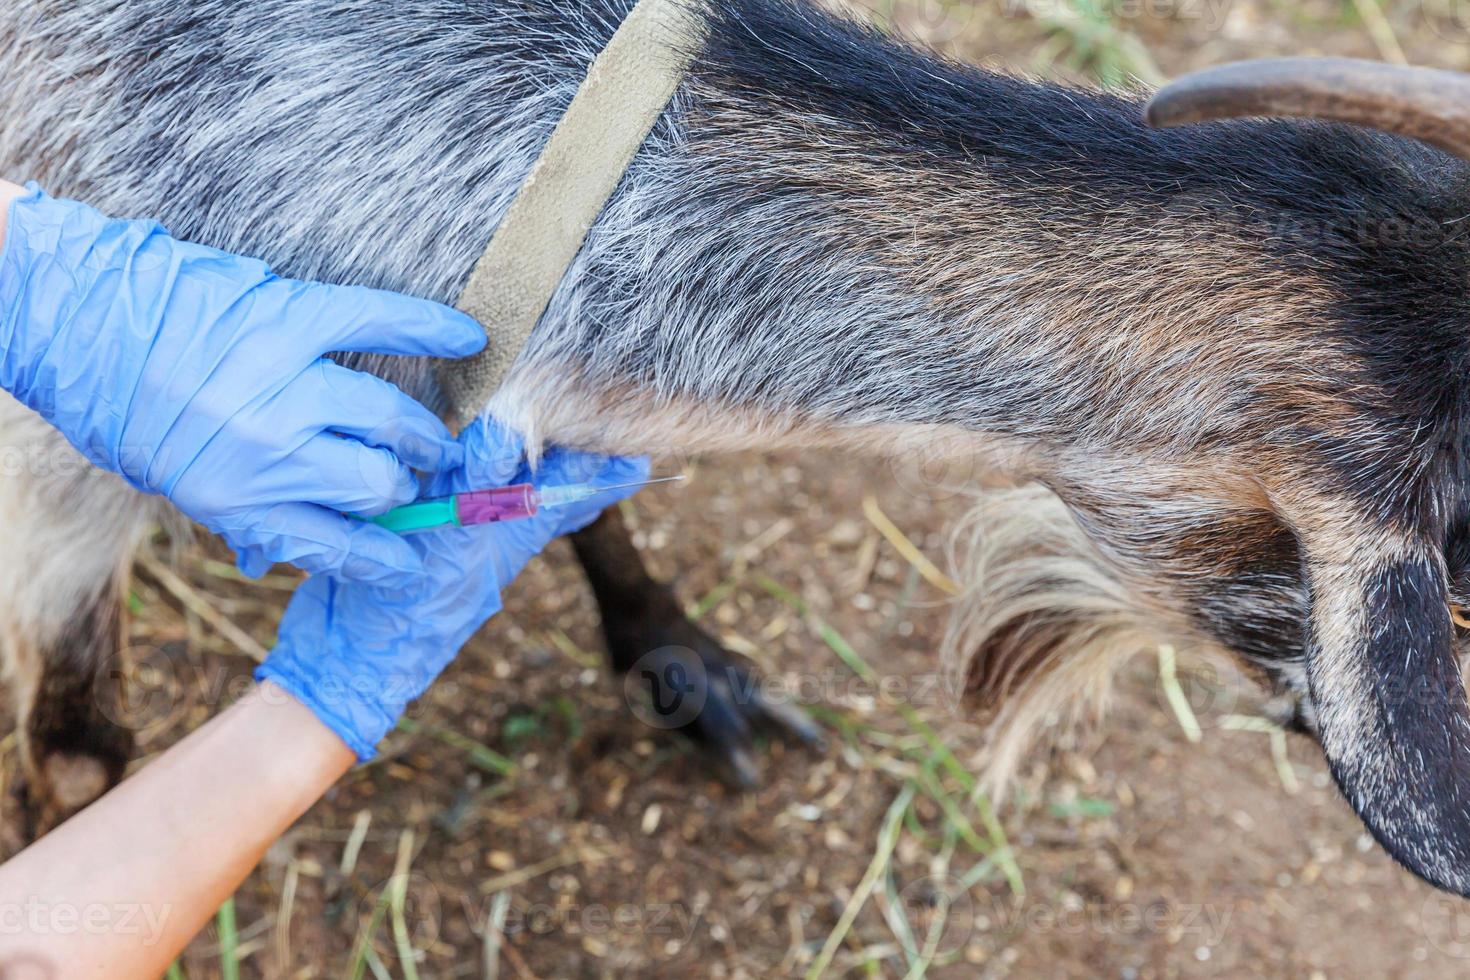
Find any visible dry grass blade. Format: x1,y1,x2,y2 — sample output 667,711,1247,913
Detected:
200,558,300,591
689,577,739,620
881,870,921,967
892,819,960,978
544,627,600,667
275,859,300,975
731,516,796,578
477,848,590,894
365,949,393,980
346,892,390,980
904,907,951,980
1221,715,1301,794
861,497,960,597
341,810,373,876
755,574,878,682
916,764,989,856
481,889,513,980
137,552,269,661
806,783,916,980
1156,645,1202,744
901,849,959,980
395,717,517,777
1352,0,1407,64
391,829,421,980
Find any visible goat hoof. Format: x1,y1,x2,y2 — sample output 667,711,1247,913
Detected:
619,620,825,788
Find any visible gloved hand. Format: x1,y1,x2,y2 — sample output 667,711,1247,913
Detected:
257,419,650,760
0,182,486,581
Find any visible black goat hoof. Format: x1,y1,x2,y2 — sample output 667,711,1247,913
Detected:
619,620,825,788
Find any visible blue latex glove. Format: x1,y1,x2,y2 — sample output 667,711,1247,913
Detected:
0,183,487,581
258,419,650,760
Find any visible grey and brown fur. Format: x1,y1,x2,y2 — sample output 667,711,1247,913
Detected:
4,0,1470,894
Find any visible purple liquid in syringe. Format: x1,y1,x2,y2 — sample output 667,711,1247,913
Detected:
456,484,538,525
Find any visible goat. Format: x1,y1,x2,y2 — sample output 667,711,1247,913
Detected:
5,0,1470,897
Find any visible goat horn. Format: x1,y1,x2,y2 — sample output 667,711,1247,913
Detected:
1145,57,1470,160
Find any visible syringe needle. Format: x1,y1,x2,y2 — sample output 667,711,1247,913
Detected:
593,475,686,494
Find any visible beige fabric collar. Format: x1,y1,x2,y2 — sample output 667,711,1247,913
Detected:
440,0,701,423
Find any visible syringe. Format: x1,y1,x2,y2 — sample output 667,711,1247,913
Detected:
366,476,684,534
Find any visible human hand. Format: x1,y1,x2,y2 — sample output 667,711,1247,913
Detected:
0,183,486,581
257,419,650,760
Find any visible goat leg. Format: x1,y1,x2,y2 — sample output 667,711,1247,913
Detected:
0,397,153,847
10,594,134,845
569,507,822,787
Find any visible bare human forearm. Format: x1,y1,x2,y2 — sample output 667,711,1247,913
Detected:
0,176,360,970
0,680,354,976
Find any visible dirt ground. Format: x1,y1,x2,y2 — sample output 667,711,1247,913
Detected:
35,1,1470,977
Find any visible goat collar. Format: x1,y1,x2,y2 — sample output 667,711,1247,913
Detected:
439,0,701,423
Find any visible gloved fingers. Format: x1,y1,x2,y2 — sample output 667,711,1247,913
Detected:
227,503,426,582
235,543,274,579
289,433,424,515
302,361,464,473
429,416,529,495
297,282,487,359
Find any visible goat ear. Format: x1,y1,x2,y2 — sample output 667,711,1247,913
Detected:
1145,57,1470,162
1304,527,1470,895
